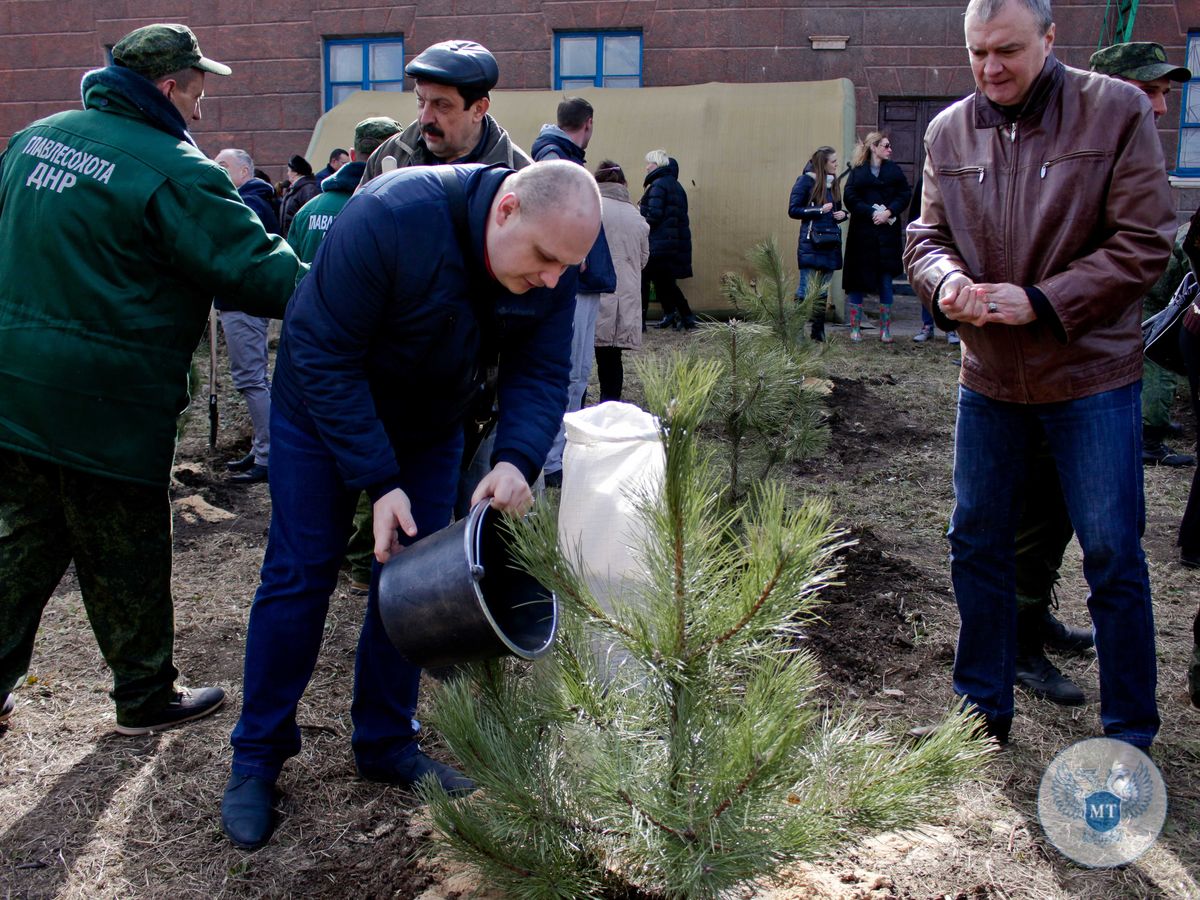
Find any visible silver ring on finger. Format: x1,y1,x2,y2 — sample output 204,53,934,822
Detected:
987,301,998,313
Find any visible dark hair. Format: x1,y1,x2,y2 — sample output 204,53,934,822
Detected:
557,97,594,131
457,84,490,109
594,159,625,185
287,155,313,177
254,168,272,184
806,146,842,206
328,148,348,163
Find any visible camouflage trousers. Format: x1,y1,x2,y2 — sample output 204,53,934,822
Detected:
0,448,178,724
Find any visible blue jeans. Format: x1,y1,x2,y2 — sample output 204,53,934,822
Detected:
230,406,463,779
544,293,600,476
948,383,1158,746
796,268,832,301
847,274,895,308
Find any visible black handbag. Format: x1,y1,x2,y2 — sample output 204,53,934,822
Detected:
1143,271,1196,376
806,220,842,249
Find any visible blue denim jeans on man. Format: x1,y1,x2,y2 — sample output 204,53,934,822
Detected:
230,405,462,779
948,382,1158,747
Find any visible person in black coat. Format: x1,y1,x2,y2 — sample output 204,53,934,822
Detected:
640,150,697,330
788,145,846,342
842,132,910,342
279,154,320,236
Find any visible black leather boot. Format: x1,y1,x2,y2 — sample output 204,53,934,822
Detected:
1015,607,1085,705
1042,607,1094,653
810,307,826,342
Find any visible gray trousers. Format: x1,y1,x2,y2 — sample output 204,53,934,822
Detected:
219,310,271,465
544,293,600,476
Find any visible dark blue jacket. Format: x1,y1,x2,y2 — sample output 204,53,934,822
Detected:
272,164,576,500
530,126,616,294
640,158,692,279
788,166,843,273
214,177,283,311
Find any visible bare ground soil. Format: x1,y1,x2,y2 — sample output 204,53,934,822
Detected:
2,300,1198,899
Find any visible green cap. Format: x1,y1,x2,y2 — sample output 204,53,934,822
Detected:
353,116,404,155
112,24,232,81
1089,42,1190,83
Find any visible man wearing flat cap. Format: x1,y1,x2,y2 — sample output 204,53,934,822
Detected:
361,40,532,181
0,24,302,736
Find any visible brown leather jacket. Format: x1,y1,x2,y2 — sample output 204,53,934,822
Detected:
905,57,1175,403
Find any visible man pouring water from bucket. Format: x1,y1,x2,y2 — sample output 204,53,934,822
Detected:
220,144,601,846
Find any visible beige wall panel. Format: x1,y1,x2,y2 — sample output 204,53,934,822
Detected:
308,81,856,313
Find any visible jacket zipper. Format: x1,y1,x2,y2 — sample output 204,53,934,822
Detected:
1039,150,1106,178
1002,120,1030,401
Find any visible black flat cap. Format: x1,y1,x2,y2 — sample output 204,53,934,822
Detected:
405,40,498,91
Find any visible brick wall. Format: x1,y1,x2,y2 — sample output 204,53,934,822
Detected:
0,0,1192,179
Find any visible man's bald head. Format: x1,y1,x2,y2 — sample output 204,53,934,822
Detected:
485,160,601,295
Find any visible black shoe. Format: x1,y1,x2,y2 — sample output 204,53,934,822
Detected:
0,693,13,726
1143,441,1195,467
229,463,268,484
1180,549,1200,570
225,452,256,473
222,774,280,850
114,686,226,735
542,470,563,489
1042,609,1094,653
908,713,1009,746
1015,653,1085,705
810,324,826,342
357,750,476,796
654,314,678,329
680,315,699,331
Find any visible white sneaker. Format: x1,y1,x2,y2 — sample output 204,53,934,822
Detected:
913,325,934,343
947,331,961,345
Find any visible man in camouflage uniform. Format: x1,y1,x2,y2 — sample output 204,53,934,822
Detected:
0,24,301,734
1010,40,1191,706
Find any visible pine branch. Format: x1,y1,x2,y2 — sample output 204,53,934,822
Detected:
691,555,785,658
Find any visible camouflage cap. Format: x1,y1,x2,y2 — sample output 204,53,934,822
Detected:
112,24,232,81
354,116,404,147
1089,42,1190,83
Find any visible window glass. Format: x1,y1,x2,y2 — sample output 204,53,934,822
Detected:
1179,128,1200,170
329,44,363,83
603,35,640,76
370,42,405,82
559,36,597,77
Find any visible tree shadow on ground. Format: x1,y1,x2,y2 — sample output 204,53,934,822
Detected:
0,732,161,895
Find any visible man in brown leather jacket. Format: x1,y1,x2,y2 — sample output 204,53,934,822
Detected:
904,0,1175,748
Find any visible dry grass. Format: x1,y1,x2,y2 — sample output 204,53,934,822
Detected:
1,300,1198,898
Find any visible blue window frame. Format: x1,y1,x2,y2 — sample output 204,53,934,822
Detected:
324,37,405,110
1177,32,1200,174
554,31,642,90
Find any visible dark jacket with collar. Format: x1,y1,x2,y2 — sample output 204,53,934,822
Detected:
905,56,1175,404
285,161,365,264
530,125,616,293
842,159,909,292
360,114,532,183
788,163,844,273
0,65,300,485
279,174,319,235
640,158,692,279
271,164,576,500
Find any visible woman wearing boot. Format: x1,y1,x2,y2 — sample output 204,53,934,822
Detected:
842,132,910,343
788,145,846,342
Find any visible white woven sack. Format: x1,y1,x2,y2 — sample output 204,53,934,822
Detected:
557,401,663,595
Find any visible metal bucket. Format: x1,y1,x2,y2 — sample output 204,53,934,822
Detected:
378,500,557,668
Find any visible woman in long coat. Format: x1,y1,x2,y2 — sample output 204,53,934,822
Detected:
842,132,911,342
593,161,650,401
639,150,696,330
788,145,846,342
